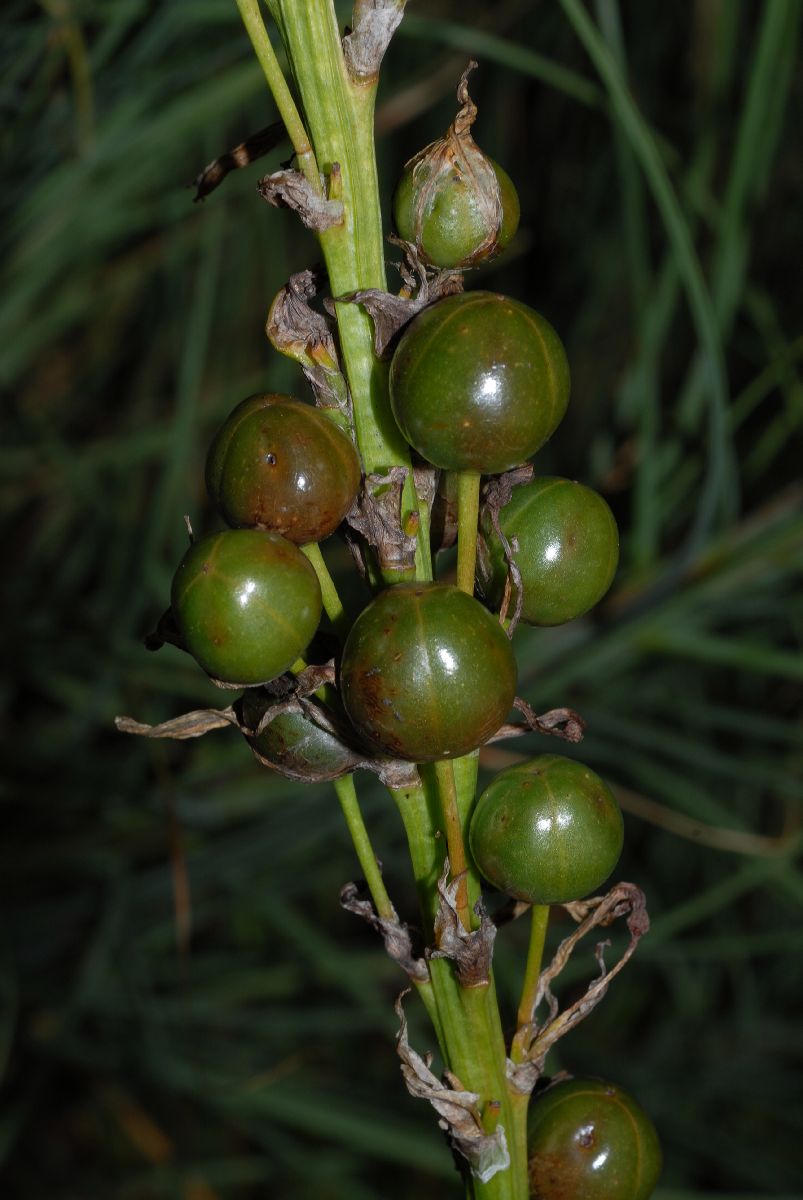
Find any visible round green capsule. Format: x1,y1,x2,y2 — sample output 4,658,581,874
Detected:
340,582,517,763
483,477,619,626
171,530,322,685
389,292,569,474
528,1078,662,1200
469,755,623,904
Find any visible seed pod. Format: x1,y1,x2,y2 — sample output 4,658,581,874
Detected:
241,690,362,783
389,291,569,474
480,476,619,626
340,582,517,762
528,1078,662,1199
205,394,361,544
469,755,623,905
392,62,520,269
170,530,322,686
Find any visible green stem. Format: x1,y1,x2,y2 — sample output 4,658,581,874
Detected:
456,470,481,595
333,774,394,919
233,0,320,187
334,773,440,1031
515,905,550,1038
240,4,525,1192
433,759,471,929
393,779,529,1199
270,0,432,583
508,905,550,1164
301,541,350,639
391,780,445,931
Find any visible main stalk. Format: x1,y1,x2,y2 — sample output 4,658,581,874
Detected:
235,2,529,1194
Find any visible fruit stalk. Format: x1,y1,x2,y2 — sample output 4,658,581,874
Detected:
300,541,351,639
456,470,481,595
514,903,550,1037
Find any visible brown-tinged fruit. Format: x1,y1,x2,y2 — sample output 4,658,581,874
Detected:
206,394,361,543
528,1078,661,1199
339,582,517,762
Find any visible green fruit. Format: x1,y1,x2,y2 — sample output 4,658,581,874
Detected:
205,394,361,543
241,690,358,782
528,1078,662,1200
393,154,519,269
483,477,619,625
340,582,517,762
469,755,623,904
171,530,322,685
389,292,569,474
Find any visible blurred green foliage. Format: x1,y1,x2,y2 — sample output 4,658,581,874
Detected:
2,1,802,1197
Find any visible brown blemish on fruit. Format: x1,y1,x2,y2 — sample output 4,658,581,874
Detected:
528,1153,575,1200
349,667,409,757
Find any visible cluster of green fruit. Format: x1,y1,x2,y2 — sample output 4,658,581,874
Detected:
170,288,624,899
163,102,659,1198
171,316,620,905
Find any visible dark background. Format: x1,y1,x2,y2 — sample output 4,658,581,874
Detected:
2,2,802,1197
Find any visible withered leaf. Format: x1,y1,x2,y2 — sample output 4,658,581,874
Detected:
343,0,407,80
117,660,419,788
488,700,586,746
345,466,417,576
336,241,463,357
395,992,511,1183
266,268,337,366
508,882,649,1091
337,289,418,358
411,462,438,521
258,169,344,231
266,269,352,418
429,860,496,988
340,881,428,982
115,707,238,740
477,465,536,633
